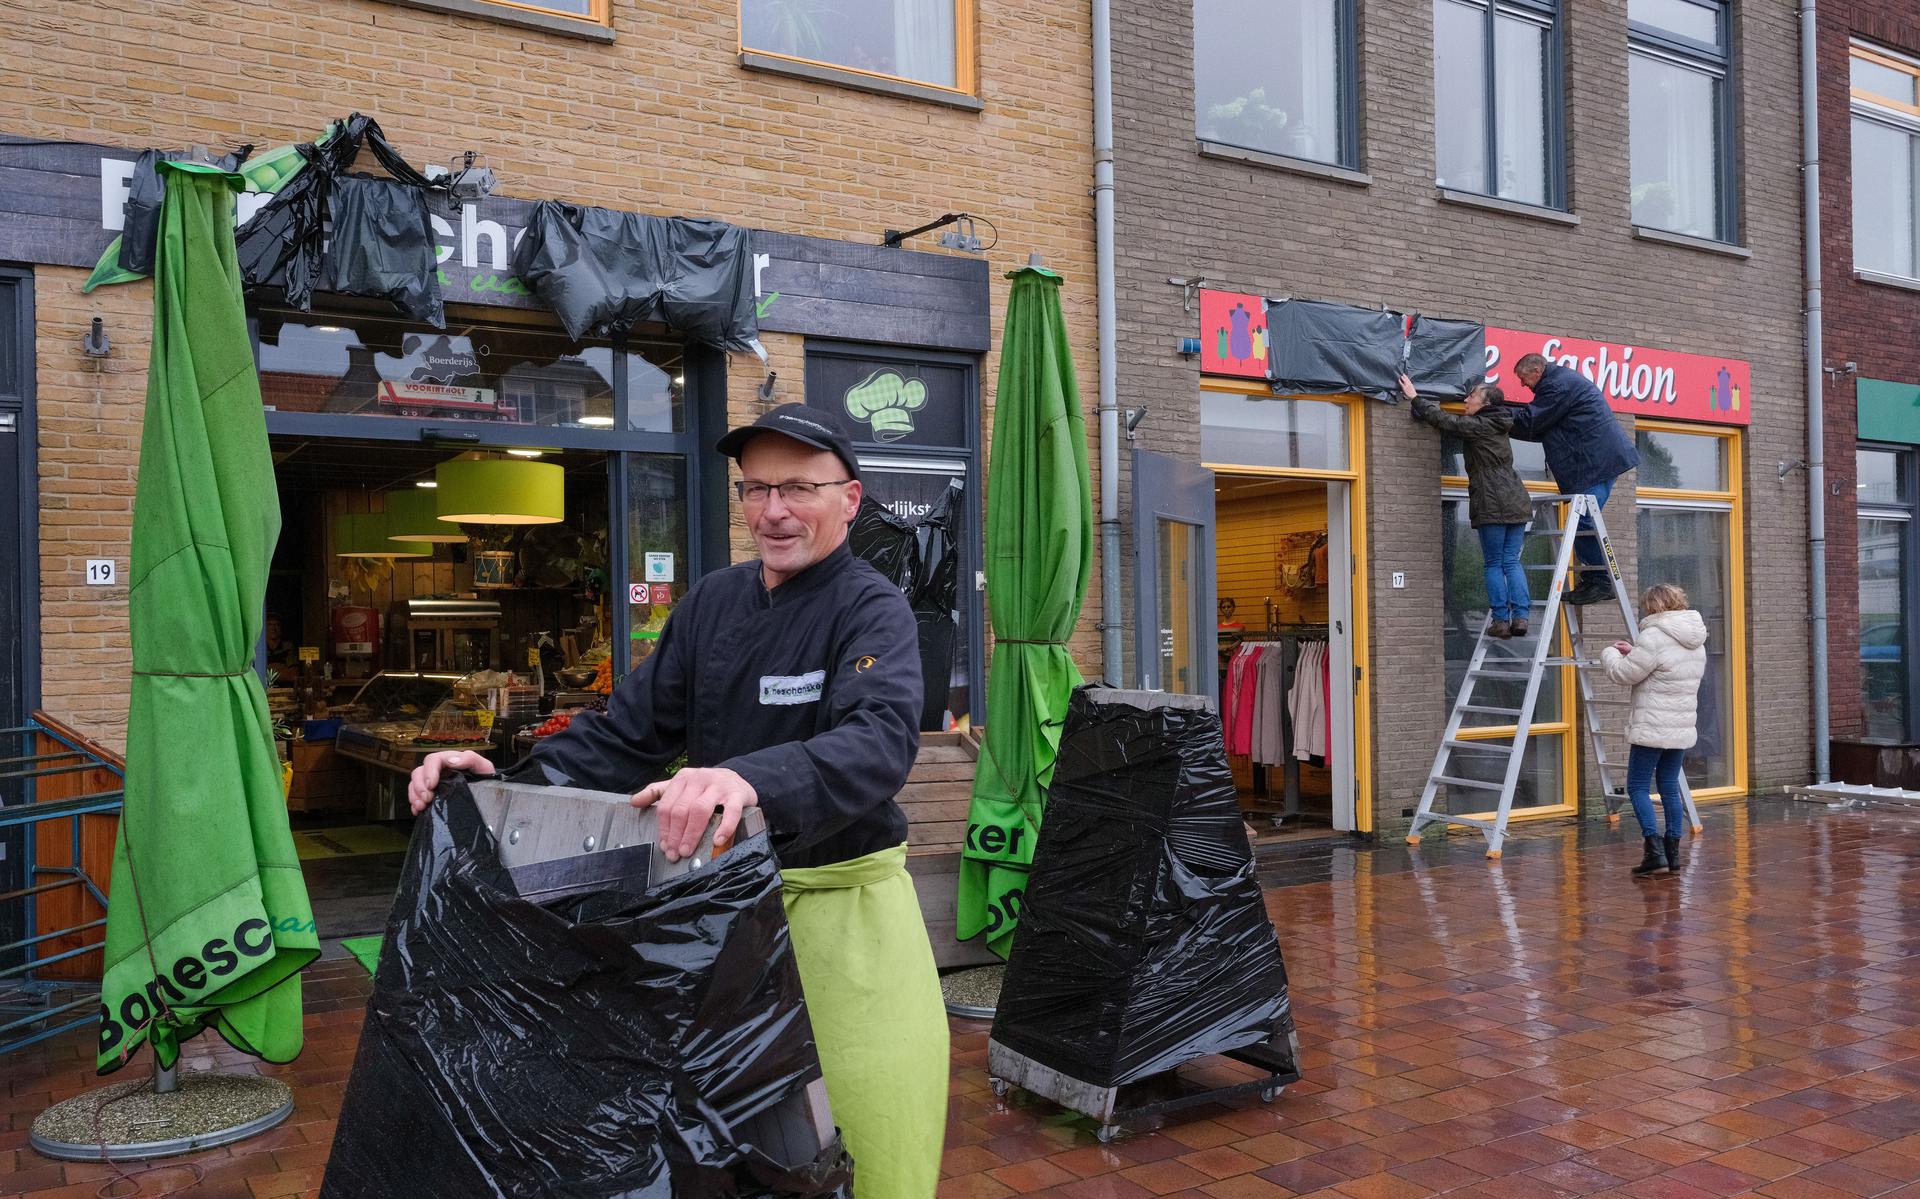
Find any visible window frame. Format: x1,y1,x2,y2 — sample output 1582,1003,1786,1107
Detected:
1192,0,1363,172
1858,442,1920,742
1850,41,1920,280
482,0,609,25
1433,0,1567,210
1627,0,1739,244
737,0,979,98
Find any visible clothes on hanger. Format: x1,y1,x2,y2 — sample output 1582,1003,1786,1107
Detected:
1222,635,1327,768
1288,641,1331,764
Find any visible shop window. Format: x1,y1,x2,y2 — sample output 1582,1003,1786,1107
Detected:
256,309,684,434
1432,0,1562,208
1859,447,1915,741
1851,42,1920,281
1442,429,1551,483
1200,394,1350,472
1635,428,1726,490
627,455,691,673
1636,504,1734,788
740,0,971,92
1194,0,1358,169
1440,496,1563,729
1628,0,1736,242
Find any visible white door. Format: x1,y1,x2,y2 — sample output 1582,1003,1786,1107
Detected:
1326,482,1357,831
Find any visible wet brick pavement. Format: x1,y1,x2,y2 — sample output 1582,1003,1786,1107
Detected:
8,796,1920,1197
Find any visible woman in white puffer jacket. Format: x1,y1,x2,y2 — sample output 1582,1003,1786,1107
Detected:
1600,583,1707,880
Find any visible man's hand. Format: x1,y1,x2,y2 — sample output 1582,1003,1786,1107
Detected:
1397,372,1418,401
407,750,496,815
1612,640,1635,656
633,767,758,863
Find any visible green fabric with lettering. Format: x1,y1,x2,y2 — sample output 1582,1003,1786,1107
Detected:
782,844,947,1199
98,162,317,1074
956,266,1093,958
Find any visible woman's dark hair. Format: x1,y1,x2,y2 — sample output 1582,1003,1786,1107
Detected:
1479,383,1507,406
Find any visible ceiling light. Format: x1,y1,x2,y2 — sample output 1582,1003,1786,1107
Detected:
333,513,431,558
415,480,438,488
506,448,545,458
672,375,685,385
316,325,343,333
383,488,469,543
578,416,615,428
435,458,565,524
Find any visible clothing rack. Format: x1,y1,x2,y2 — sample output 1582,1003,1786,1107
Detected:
1221,626,1329,824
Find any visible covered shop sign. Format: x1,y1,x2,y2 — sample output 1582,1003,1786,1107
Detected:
1485,326,1751,427
1195,289,1485,402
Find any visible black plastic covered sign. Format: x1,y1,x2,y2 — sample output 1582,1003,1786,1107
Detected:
989,688,1298,1089
847,483,963,731
320,776,854,1199
510,200,762,353
1267,297,1485,402
235,113,446,327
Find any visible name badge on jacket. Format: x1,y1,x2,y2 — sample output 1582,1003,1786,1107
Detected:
759,671,826,706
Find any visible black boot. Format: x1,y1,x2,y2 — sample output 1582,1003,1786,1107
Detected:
1632,836,1666,878
1663,834,1682,874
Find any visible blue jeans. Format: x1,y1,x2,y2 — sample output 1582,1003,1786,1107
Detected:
1627,744,1686,838
1476,522,1530,622
1572,478,1614,589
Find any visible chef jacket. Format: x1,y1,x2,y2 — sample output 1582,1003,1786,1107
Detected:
514,542,923,870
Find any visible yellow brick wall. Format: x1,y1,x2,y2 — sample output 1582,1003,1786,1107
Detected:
8,0,1099,746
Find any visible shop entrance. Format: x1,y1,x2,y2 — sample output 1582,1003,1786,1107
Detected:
264,436,620,937
1214,474,1357,842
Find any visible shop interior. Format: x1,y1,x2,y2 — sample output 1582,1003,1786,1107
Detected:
1214,475,1343,844
264,436,620,934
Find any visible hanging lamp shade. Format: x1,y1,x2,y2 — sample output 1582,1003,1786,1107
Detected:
435,458,565,524
383,488,469,543
334,512,431,558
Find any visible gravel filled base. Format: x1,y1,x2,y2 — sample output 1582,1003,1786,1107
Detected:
941,963,1005,1018
31,1071,294,1162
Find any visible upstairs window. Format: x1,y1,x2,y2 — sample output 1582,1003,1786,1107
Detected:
1851,41,1920,280
1195,0,1360,169
1628,0,1736,242
741,0,973,93
1433,0,1563,207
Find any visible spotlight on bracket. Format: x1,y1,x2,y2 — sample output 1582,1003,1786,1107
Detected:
445,151,497,203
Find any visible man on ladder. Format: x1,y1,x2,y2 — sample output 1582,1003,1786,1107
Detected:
1508,353,1640,606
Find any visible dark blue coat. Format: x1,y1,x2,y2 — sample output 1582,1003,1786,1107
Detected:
1507,363,1640,493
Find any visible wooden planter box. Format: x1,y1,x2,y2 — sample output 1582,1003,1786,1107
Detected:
903,731,1002,970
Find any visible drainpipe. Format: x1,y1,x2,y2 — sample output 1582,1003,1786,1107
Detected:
1092,0,1123,684
1802,0,1830,780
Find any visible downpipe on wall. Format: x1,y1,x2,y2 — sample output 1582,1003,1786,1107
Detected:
1092,0,1123,684
1802,0,1830,781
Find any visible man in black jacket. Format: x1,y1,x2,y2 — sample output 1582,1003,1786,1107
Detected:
407,405,948,1196
1510,353,1641,605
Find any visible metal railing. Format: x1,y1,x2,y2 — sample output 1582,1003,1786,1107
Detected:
0,714,124,1055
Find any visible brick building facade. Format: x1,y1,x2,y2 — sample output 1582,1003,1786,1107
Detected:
0,0,1097,747
1817,2,1920,759
1109,0,1811,837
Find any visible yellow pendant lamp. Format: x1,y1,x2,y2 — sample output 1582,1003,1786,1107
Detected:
383,487,469,543
334,512,431,558
435,457,565,525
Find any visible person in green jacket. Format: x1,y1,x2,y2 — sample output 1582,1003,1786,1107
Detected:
1400,373,1537,639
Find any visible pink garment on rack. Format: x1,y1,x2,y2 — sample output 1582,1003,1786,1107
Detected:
1231,646,1264,756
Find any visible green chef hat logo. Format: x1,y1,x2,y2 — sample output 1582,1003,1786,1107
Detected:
844,370,928,442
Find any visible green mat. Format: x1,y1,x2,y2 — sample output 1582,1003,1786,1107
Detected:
341,936,383,977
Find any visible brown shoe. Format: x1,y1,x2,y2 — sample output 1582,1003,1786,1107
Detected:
1509,619,1530,638
1487,619,1512,640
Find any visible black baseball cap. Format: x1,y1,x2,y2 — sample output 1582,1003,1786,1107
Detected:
715,403,862,481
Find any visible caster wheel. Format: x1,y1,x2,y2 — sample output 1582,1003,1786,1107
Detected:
989,1077,1010,1098
1096,1124,1121,1144
1260,1084,1285,1103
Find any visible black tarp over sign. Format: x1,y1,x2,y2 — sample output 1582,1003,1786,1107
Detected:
1265,297,1486,402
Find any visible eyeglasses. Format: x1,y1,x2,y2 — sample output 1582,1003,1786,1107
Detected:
734,479,854,505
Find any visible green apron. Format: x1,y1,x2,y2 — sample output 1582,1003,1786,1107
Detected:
781,844,947,1198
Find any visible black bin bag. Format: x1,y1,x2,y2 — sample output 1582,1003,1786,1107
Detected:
319,176,444,329
989,687,1298,1089
1404,315,1487,401
320,777,854,1199
847,482,964,732
1267,298,1407,401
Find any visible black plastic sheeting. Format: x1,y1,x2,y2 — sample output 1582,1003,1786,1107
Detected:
989,688,1298,1090
847,483,963,732
321,776,854,1199
235,113,447,327
118,146,252,276
510,200,762,353
1266,297,1485,402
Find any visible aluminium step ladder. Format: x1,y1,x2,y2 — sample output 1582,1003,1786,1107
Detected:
1405,493,1703,858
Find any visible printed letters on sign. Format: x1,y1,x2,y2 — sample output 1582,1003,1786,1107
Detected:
1484,327,1751,427
759,671,825,706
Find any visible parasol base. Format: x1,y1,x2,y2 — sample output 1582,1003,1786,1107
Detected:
941,963,1005,1019
30,1071,294,1162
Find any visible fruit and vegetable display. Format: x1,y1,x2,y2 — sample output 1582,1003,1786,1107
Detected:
530,711,576,739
